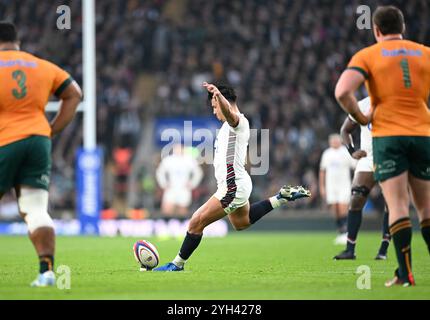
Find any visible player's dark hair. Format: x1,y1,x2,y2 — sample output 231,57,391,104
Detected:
207,83,237,104
0,21,18,43
372,6,405,35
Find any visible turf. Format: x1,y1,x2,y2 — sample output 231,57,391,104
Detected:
0,232,429,300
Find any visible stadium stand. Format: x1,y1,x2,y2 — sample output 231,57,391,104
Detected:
0,0,428,218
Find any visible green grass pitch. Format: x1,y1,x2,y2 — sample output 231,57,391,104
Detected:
0,232,429,300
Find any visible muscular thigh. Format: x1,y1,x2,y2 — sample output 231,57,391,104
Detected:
189,196,226,233
379,172,410,224
228,201,250,228
352,171,376,190
0,139,26,193
408,173,430,221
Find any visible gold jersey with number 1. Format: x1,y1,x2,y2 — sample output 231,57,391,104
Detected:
347,39,430,137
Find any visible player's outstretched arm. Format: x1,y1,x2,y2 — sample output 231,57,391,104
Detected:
203,82,239,127
50,81,83,136
335,70,368,125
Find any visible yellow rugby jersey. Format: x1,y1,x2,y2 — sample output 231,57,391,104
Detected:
0,50,72,146
347,40,430,137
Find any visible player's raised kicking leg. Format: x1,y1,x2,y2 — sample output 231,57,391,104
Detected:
153,185,310,271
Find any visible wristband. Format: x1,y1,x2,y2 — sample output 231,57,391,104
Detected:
346,144,355,156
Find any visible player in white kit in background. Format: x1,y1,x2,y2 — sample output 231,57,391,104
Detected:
319,134,356,245
156,144,203,217
153,82,311,272
334,97,390,260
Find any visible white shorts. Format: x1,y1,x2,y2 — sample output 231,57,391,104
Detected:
326,185,350,205
214,175,252,214
162,187,192,207
355,156,374,174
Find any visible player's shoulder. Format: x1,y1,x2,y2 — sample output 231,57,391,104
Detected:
231,113,249,132
239,113,249,126
0,50,39,65
352,43,378,58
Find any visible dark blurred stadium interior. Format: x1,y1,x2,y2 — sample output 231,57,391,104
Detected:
0,0,429,225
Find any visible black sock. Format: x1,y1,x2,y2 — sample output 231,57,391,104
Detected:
378,210,391,255
346,209,362,252
249,199,274,225
420,219,430,254
39,255,54,274
390,217,413,281
178,232,203,260
336,216,348,234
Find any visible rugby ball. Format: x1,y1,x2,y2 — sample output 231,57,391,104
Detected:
133,240,160,270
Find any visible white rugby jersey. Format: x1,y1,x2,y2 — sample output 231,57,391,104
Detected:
156,153,203,189
213,114,251,186
320,146,356,189
349,97,373,157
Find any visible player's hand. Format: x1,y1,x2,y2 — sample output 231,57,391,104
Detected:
352,150,367,160
203,82,220,97
353,111,369,126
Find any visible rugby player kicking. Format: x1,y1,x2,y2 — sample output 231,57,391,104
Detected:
153,83,311,271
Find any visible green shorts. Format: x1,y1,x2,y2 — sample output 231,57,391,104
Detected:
0,135,51,193
373,136,430,182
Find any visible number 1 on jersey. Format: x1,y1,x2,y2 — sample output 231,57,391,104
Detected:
400,58,412,89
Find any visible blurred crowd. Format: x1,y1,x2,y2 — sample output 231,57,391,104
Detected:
0,0,429,218
148,0,429,209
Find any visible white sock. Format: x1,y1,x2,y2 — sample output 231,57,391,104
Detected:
269,195,282,209
172,254,186,268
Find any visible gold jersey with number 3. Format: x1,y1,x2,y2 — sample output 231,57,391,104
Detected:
0,50,72,147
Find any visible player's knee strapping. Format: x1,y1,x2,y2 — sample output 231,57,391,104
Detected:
351,185,370,198
18,189,54,233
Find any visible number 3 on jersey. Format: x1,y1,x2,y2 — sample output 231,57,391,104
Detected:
12,70,27,99
400,58,412,89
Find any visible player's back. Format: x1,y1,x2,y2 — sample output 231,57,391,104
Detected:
213,114,250,185
0,50,71,147
353,40,430,137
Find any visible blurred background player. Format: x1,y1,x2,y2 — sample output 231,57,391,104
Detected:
156,144,203,217
335,6,430,287
334,97,390,260
319,134,356,245
154,83,310,272
0,22,82,286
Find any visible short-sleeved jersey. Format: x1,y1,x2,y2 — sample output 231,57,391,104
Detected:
349,97,373,157
213,114,250,186
0,50,72,147
347,40,430,137
320,146,356,189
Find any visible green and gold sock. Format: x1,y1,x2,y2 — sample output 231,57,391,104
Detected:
420,219,430,254
390,217,413,281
